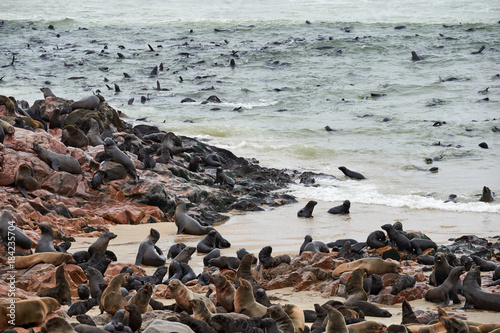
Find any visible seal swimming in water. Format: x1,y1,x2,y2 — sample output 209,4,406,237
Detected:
33,142,82,174
174,198,213,235
135,228,166,267
297,200,317,218
338,166,366,180
327,200,350,214
14,163,39,198
0,210,33,249
102,137,139,183
479,186,495,202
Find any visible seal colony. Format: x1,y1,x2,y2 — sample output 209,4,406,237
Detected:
0,89,499,332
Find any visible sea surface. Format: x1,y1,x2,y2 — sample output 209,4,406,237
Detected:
1,0,499,230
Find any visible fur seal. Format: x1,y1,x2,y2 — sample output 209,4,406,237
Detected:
425,266,464,306
127,283,153,314
411,51,423,61
41,317,76,333
471,255,498,271
188,155,203,172
62,124,89,148
345,269,368,301
0,297,61,330
140,265,168,285
173,246,196,263
300,235,329,254
49,108,62,129
323,304,348,333
168,278,216,314
381,223,413,255
40,87,56,98
363,273,383,295
367,230,388,249
100,273,129,315
35,223,58,253
208,255,241,270
401,299,420,324
180,262,197,283
208,274,235,312
78,284,90,300
479,186,494,202
174,198,213,235
71,94,103,110
0,209,33,249
135,228,166,267
124,304,142,332
102,137,138,183
338,166,366,180
164,260,183,284
282,303,305,333
429,252,452,286
332,257,401,277
234,277,268,317
215,167,235,186
167,242,186,259
410,238,437,255
235,253,258,288
87,118,104,146
14,164,39,198
297,200,317,218
33,142,82,174
88,231,117,257
203,248,220,266
197,229,217,253
327,200,350,214
67,298,99,317
6,252,75,269
36,262,72,305
85,266,107,299
268,304,295,333
259,245,291,269
462,265,500,311
391,274,416,295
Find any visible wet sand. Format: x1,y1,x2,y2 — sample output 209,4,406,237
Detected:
72,202,500,326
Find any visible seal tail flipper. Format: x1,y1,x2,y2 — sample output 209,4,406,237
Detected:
17,186,29,199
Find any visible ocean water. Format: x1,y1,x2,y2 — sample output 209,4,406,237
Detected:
1,0,499,220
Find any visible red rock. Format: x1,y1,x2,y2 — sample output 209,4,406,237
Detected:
104,262,147,277
382,272,401,287
154,284,171,299
312,255,336,270
293,271,319,292
265,272,301,290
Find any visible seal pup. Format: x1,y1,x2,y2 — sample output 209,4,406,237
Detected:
299,234,329,254
462,265,500,311
71,94,103,110
174,198,213,235
85,266,107,299
332,257,401,277
327,200,350,214
267,304,295,333
78,284,90,300
381,223,413,256
259,245,291,269
338,166,366,180
0,297,61,330
41,317,76,333
282,303,306,333
87,170,107,191
168,278,216,314
471,255,498,271
173,246,196,263
14,163,39,198
61,124,89,148
479,186,495,202
100,273,129,315
88,231,116,256
102,137,138,183
36,262,72,305
425,266,464,306
167,242,187,259
33,142,82,174
411,238,437,256
127,283,153,313
208,274,235,312
429,252,452,286
35,223,58,253
197,230,217,254
391,275,416,295
215,167,235,186
124,304,142,332
234,277,268,317
67,298,99,317
87,118,104,146
297,200,317,218
135,228,166,267
367,230,388,249
0,210,33,249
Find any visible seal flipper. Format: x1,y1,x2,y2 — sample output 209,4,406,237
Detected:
135,245,145,266
442,293,450,307
17,186,29,199
154,245,164,256
51,160,60,171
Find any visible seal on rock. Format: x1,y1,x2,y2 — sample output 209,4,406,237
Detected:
135,228,166,267
299,234,329,254
61,124,89,148
14,164,39,198
0,210,33,249
259,245,291,269
381,223,413,255
6,252,76,269
33,142,82,174
327,200,350,215
297,200,317,218
37,262,72,305
332,257,401,278
71,94,103,110
367,230,388,249
102,137,138,183
0,297,61,330
410,238,437,256
35,224,59,253
87,118,104,146
174,198,213,235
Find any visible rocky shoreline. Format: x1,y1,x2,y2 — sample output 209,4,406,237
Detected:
0,92,500,332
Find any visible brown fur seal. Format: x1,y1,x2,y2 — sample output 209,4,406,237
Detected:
135,228,166,267
33,142,82,174
332,257,401,278
36,262,72,305
196,229,217,253
40,87,56,98
174,198,213,235
208,273,235,312
49,108,62,129
35,223,58,253
88,231,117,257
324,304,348,333
172,246,196,264
401,299,420,324
259,245,291,269
425,266,464,306
429,252,452,286
127,283,153,314
479,186,494,202
235,253,258,288
282,303,306,333
124,304,142,332
168,278,216,314
100,273,129,315
71,94,103,110
87,118,104,146
347,320,386,332
62,124,89,148
102,137,138,183
0,297,61,330
41,317,76,333
345,268,368,301
14,163,39,198
297,200,318,218
0,209,33,249
234,277,268,317
6,252,76,269
338,166,366,180
440,316,469,333
0,118,15,135
268,304,295,333
208,255,240,270
462,265,500,311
